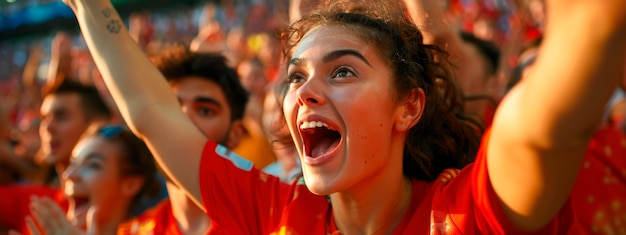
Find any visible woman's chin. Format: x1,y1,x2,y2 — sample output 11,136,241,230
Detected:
303,174,337,196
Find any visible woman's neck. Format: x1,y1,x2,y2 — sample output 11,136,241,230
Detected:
92,202,131,235
330,174,413,235
167,182,211,234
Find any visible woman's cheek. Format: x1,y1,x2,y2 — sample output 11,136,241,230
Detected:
283,92,299,121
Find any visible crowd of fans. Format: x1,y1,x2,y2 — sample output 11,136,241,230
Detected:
0,0,624,234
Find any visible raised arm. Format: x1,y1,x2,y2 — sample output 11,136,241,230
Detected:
488,0,626,231
62,0,207,207
403,0,462,50
403,0,494,105
46,32,73,87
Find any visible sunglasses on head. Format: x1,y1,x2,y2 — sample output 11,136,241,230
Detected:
98,125,125,139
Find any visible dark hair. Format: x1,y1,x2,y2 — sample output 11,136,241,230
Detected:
279,0,480,181
93,125,160,216
506,37,542,93
460,31,501,76
43,79,112,121
151,46,249,121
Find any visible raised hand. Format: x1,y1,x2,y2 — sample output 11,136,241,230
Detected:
26,196,84,235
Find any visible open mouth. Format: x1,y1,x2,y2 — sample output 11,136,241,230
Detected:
65,185,90,213
300,121,341,158
73,195,91,216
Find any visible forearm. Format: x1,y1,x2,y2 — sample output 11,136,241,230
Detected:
71,1,178,134
22,47,42,88
518,2,626,149
403,0,449,44
403,0,466,56
403,0,475,93
46,54,71,83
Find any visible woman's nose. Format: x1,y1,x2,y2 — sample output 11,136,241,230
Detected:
296,77,325,107
62,164,80,181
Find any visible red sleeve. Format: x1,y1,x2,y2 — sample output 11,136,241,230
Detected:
198,141,293,234
0,185,66,233
431,129,580,234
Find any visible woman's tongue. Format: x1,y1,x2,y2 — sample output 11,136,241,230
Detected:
311,137,339,158
69,196,91,228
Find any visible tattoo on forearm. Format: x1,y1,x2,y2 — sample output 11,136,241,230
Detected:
101,8,121,34
106,20,122,34
102,8,113,18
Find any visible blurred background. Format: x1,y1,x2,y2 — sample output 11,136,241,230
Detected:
0,0,543,89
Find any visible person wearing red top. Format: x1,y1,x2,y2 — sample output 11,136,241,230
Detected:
25,125,161,235
195,130,580,234
61,0,625,233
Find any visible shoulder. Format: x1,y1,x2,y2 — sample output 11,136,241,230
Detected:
117,199,172,235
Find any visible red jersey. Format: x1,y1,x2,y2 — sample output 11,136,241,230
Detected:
117,199,183,235
0,185,68,234
198,132,581,234
572,127,626,233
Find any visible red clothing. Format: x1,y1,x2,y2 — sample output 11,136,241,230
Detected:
0,185,67,234
483,102,496,129
198,133,580,234
572,127,626,233
117,199,183,235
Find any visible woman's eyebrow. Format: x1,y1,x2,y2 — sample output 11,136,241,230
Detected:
84,153,106,162
322,49,371,67
289,57,306,66
289,49,372,67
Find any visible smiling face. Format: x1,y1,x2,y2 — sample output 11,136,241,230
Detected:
284,25,408,195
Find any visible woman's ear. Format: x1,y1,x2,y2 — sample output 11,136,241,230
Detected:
394,88,425,132
121,176,144,198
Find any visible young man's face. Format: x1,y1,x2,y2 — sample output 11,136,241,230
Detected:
170,76,241,149
40,93,90,165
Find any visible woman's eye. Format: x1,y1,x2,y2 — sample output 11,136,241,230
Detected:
288,73,306,83
333,67,356,78
87,162,102,170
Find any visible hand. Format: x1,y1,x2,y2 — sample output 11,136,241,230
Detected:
51,32,72,58
26,196,85,235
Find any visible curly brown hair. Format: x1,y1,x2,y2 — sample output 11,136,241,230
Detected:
276,0,480,181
